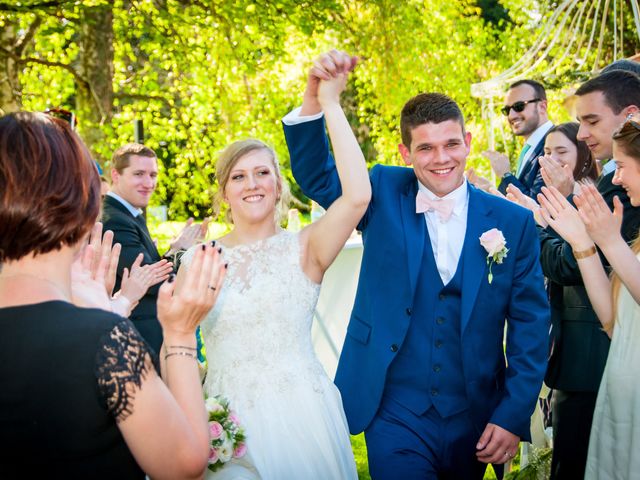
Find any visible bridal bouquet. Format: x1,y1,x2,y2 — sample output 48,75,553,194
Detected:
205,395,247,472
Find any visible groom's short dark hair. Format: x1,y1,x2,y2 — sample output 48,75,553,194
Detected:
400,93,465,147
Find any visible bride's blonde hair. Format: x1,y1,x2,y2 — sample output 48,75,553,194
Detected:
214,139,290,224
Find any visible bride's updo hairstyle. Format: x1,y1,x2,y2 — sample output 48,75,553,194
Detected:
0,112,100,262
214,139,290,224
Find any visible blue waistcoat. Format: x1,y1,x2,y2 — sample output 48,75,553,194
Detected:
384,233,469,418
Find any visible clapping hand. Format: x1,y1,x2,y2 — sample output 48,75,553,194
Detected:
167,217,210,256
574,183,623,247
111,254,174,316
506,184,546,227
158,242,226,337
466,168,494,193
71,243,113,311
482,150,510,178
539,155,575,197
537,186,593,250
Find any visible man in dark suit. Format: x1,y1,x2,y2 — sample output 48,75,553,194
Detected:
537,69,640,479
102,143,205,353
471,80,553,199
283,51,549,479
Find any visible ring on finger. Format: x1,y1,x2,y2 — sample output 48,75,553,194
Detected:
208,285,216,291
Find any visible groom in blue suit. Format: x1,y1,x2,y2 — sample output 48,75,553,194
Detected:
282,51,549,479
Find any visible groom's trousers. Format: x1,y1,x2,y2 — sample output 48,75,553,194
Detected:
365,397,488,480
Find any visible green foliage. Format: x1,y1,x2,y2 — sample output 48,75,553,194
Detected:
2,0,576,219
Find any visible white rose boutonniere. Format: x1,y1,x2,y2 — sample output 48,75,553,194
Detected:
479,228,509,284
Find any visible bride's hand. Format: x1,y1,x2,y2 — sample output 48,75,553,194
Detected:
318,73,349,107
157,243,226,338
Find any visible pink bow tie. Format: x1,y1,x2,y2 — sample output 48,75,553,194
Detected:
415,191,455,222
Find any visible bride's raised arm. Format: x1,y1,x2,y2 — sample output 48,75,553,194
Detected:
300,69,371,283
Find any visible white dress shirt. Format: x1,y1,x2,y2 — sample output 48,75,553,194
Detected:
418,180,469,285
106,191,143,218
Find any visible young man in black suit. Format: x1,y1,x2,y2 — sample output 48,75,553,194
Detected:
102,143,206,352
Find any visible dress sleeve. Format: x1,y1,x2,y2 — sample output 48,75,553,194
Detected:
95,319,160,423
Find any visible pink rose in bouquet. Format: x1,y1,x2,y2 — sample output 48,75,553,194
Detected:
209,421,224,440
233,443,248,459
205,395,247,472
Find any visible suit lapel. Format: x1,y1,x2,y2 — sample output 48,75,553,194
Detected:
400,180,426,294
104,196,159,258
460,185,494,333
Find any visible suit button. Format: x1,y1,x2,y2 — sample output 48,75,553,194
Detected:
435,340,443,348
390,344,398,352
439,293,445,300
405,307,412,316
431,388,439,396
436,317,445,325
433,365,441,372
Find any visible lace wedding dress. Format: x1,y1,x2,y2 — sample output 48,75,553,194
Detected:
182,231,357,480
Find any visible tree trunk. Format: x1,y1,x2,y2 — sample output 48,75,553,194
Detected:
76,4,114,160
0,20,21,114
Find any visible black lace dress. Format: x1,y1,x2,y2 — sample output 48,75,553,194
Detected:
0,301,159,479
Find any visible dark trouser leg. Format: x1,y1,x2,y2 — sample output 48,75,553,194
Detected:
365,399,486,480
550,389,598,480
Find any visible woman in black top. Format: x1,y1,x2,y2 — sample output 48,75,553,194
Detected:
0,112,225,479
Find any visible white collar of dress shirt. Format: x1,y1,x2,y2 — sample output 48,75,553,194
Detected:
601,158,617,176
106,191,143,218
417,179,468,219
524,120,554,150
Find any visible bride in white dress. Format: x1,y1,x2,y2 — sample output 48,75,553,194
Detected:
180,60,367,479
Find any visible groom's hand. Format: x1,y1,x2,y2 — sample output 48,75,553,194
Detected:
301,49,357,116
475,423,519,464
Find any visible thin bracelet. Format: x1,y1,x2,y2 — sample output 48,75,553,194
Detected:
164,351,197,360
165,345,197,351
573,245,597,260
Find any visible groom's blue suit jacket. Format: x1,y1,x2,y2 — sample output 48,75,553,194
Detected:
283,118,549,441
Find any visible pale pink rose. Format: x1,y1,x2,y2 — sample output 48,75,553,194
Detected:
233,443,247,459
479,228,506,256
209,421,224,440
229,412,241,426
208,447,219,464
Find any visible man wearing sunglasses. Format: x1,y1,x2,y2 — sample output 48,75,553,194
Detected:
480,80,553,199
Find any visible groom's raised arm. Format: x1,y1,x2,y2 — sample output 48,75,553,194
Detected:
283,112,342,210
282,50,359,210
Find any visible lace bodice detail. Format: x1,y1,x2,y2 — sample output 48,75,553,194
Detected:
182,231,323,405
95,319,158,423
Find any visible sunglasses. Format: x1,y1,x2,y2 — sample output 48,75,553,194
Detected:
44,108,77,130
501,98,541,116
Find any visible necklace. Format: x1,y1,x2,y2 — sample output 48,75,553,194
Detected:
0,273,70,301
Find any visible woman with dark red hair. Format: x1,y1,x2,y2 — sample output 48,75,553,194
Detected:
0,112,225,479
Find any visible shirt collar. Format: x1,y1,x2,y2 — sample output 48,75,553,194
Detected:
525,120,554,148
601,158,617,176
417,179,468,218
106,191,143,218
